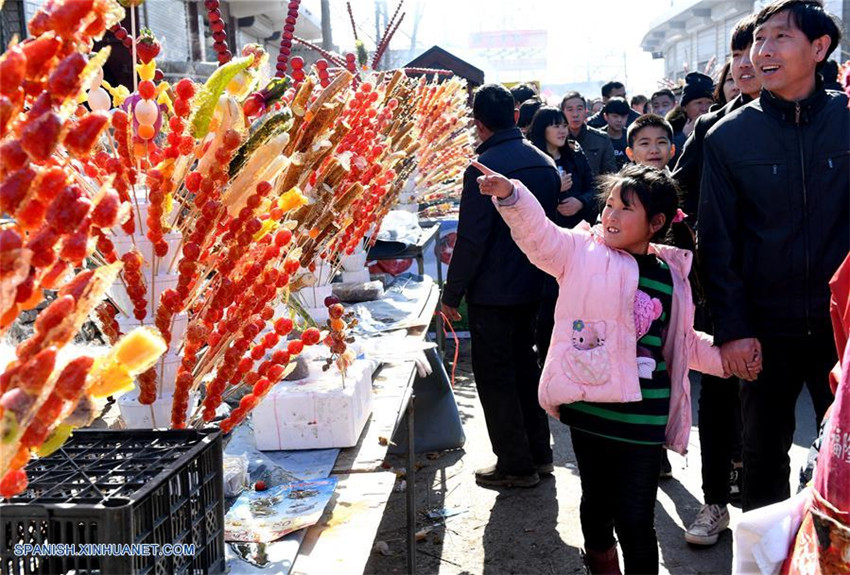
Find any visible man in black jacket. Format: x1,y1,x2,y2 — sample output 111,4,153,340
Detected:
587,81,640,129
674,14,760,547
441,84,560,488
699,0,848,512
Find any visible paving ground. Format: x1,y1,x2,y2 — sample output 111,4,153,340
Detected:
365,340,818,575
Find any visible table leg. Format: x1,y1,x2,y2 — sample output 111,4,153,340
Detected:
406,394,416,575
433,227,445,359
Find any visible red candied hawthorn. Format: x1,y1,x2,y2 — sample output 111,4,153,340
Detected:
20,112,62,162
0,46,26,99
20,34,61,79
47,52,87,100
64,112,110,158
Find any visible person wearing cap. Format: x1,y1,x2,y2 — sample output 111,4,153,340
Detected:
601,97,632,170
668,72,715,167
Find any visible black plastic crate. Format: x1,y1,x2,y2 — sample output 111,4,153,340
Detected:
0,429,225,575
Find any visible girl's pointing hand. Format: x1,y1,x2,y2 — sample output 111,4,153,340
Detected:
472,160,513,199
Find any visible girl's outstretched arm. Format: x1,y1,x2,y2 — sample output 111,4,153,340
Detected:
473,161,578,279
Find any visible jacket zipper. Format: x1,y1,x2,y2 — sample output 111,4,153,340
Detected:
795,102,812,334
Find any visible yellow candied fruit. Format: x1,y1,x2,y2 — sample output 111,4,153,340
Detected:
278,187,308,213
253,218,277,241
88,358,134,398
136,60,156,82
308,227,319,239
111,327,167,374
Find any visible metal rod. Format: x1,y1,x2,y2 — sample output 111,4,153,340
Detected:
406,393,416,575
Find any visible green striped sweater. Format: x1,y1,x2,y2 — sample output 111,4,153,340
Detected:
560,252,673,444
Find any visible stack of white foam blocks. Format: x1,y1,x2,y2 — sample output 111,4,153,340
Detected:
108,200,195,428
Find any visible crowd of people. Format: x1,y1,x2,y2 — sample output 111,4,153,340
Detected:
440,0,849,573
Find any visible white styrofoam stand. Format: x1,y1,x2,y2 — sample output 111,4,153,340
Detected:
340,252,368,271
118,389,197,429
295,284,334,308
253,359,376,451
341,268,371,284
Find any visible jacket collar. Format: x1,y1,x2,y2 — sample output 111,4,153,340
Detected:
476,127,525,154
759,77,829,124
581,223,694,277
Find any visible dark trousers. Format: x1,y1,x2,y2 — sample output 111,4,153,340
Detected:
571,428,662,574
698,373,742,505
468,302,552,475
740,332,835,511
535,294,557,368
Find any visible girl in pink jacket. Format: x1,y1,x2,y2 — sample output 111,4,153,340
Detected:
474,161,760,574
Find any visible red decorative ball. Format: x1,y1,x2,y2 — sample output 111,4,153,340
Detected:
290,56,304,69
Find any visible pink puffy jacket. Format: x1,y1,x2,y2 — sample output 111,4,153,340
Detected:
495,182,726,454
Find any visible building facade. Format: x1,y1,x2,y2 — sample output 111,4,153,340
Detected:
641,0,849,83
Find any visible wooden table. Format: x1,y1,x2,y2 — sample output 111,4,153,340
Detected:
288,281,442,575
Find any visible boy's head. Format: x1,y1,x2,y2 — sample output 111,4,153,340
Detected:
560,91,587,132
752,0,842,101
730,13,761,98
626,114,675,170
472,84,516,139
517,97,544,134
510,83,538,106
601,81,626,102
649,89,676,117
602,97,630,132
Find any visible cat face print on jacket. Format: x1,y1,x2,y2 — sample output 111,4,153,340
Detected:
564,320,612,386
571,320,606,350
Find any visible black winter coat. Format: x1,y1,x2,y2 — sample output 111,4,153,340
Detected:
672,93,752,222
441,128,559,308
554,144,597,229
698,85,850,344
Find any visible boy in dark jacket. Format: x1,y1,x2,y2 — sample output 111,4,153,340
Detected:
699,0,848,512
441,84,560,488
674,14,760,547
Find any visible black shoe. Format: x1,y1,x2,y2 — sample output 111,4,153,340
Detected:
535,462,555,475
475,465,540,488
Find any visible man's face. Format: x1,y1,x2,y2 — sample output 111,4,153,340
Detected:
561,97,587,131
684,97,712,120
604,112,628,132
731,46,760,98
650,96,674,117
752,11,829,101
627,126,674,170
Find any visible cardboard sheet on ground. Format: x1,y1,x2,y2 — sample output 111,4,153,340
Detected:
225,478,339,542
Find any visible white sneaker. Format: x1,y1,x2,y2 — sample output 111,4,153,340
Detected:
685,504,730,546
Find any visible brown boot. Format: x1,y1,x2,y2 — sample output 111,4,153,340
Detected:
582,545,621,575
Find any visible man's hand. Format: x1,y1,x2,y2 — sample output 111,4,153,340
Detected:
720,338,763,381
472,160,513,199
558,197,583,217
441,303,461,322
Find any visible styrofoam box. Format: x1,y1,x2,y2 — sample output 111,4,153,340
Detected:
108,272,178,317
253,359,376,451
340,252,367,272
341,268,371,284
118,389,197,429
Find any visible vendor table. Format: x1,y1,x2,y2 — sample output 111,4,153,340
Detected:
367,223,445,355
227,280,443,575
